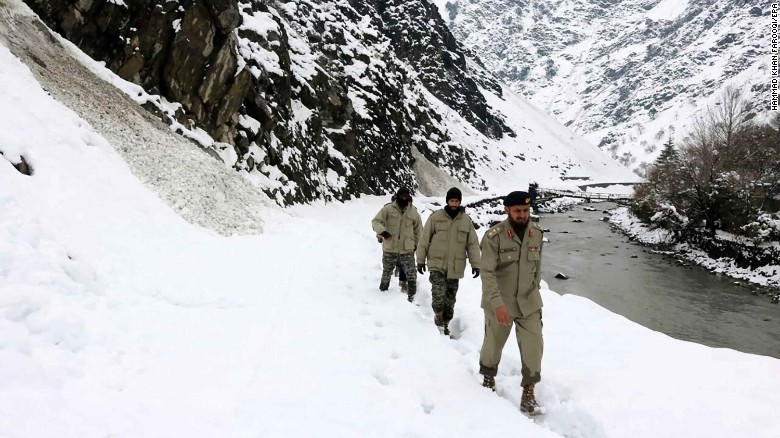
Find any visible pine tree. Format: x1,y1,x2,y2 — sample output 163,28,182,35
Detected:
655,137,677,166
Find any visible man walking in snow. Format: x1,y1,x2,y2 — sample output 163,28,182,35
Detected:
416,187,480,336
372,187,422,302
478,191,545,416
377,193,410,293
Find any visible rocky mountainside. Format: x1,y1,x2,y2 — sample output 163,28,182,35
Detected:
21,0,520,204
436,0,767,175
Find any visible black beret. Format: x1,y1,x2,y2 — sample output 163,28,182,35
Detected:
503,191,532,207
446,187,462,202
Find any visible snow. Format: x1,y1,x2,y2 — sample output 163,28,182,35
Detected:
2,41,780,438
646,0,690,22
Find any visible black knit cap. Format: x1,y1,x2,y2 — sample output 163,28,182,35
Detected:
396,187,411,197
503,191,532,207
446,187,462,202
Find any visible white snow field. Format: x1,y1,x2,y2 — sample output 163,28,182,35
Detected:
1,39,780,438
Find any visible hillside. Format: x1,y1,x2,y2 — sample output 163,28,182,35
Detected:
16,0,638,205
437,0,767,175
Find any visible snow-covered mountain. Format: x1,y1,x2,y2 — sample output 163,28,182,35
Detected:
2,27,780,436
436,0,767,175
18,0,639,205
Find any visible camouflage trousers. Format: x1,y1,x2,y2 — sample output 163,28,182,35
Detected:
380,252,416,295
429,270,460,323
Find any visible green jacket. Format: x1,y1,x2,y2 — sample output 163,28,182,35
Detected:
417,208,481,279
480,219,544,317
372,201,422,255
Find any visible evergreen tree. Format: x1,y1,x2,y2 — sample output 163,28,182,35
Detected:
655,137,677,166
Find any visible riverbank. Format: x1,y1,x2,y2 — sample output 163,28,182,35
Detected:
609,207,780,295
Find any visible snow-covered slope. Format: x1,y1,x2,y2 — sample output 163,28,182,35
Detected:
2,39,779,438
17,0,639,202
0,0,269,236
437,0,767,174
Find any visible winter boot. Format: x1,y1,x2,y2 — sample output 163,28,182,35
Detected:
443,322,451,337
399,280,408,293
379,281,389,292
434,312,445,334
520,384,542,416
407,292,415,303
482,375,496,391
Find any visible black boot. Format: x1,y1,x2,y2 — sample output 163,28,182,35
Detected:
521,384,542,416
482,375,495,391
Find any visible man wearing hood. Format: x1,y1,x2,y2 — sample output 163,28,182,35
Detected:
416,188,481,335
372,187,423,302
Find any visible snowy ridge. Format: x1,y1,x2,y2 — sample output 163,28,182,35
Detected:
18,0,641,202
438,0,767,174
2,40,780,437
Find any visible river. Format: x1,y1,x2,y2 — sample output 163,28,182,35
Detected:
540,202,780,358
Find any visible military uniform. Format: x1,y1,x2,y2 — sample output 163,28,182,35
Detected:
417,207,480,328
372,196,422,299
479,217,544,387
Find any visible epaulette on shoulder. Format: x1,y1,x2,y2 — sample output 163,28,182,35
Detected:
486,224,503,238
531,222,542,231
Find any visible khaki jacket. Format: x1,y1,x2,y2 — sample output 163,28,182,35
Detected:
372,201,422,255
480,219,544,317
417,208,481,279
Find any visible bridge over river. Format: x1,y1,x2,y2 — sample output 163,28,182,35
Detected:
537,187,635,203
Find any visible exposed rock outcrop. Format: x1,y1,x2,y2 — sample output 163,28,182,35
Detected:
23,0,509,204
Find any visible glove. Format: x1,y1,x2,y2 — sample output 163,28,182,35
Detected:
381,231,391,239
472,268,480,278
417,264,427,274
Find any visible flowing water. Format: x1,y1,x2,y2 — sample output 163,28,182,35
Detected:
540,203,780,358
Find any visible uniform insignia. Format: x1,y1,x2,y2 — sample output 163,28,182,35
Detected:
525,197,531,204
507,229,513,238
528,229,533,237
529,246,539,252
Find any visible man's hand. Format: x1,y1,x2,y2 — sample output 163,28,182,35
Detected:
495,306,511,325
417,264,427,274
472,268,480,278
380,231,391,239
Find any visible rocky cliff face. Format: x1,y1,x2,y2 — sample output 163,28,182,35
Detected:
24,0,511,204
437,0,767,175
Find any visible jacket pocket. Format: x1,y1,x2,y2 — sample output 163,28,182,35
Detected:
454,254,467,277
457,227,468,243
387,212,400,232
498,246,519,263
433,221,449,241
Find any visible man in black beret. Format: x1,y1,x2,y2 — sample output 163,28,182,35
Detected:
477,190,545,415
